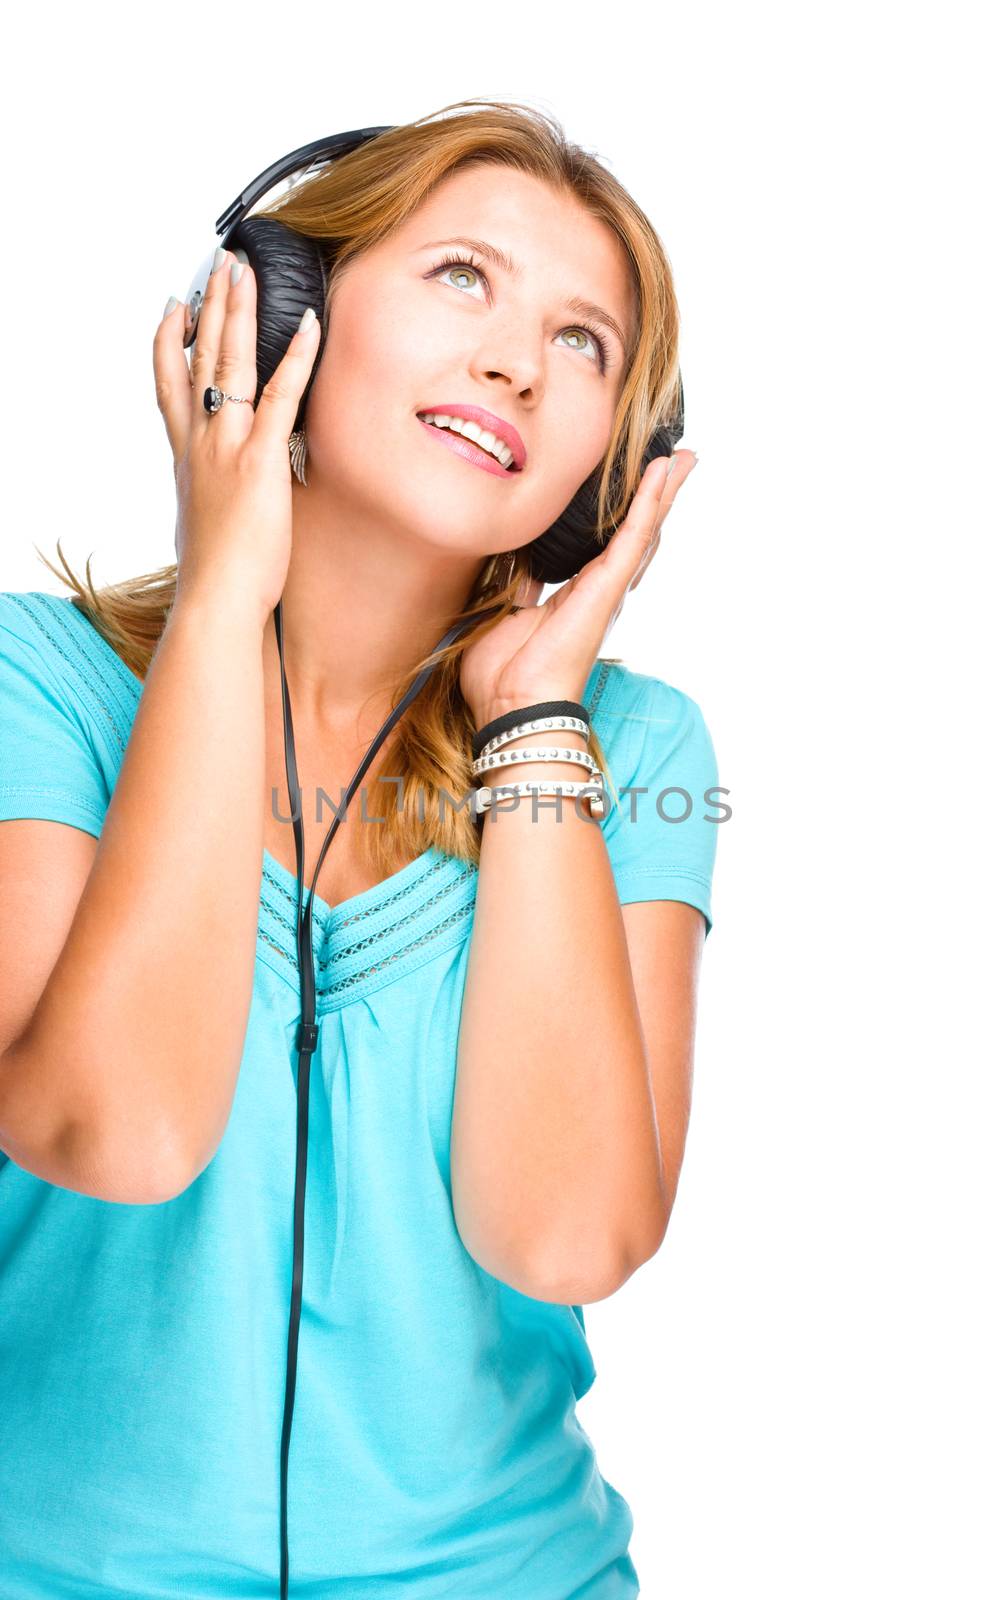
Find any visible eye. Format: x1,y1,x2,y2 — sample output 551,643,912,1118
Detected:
430,253,488,300
558,327,605,365
426,252,614,373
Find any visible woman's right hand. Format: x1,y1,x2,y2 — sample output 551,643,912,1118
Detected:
153,247,322,628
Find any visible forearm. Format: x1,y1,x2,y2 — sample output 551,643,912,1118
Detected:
452,732,668,1302
7,593,268,1195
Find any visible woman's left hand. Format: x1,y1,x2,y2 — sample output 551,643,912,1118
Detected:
460,449,699,725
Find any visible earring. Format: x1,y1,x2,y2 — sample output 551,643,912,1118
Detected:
289,428,308,487
479,551,517,592
498,551,517,591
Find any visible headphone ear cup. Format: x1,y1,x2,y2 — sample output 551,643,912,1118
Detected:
223,216,331,434
528,371,685,585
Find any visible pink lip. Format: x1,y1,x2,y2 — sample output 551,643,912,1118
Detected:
415,404,527,471
416,417,515,480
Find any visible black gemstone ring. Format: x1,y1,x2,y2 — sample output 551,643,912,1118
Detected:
203,385,251,415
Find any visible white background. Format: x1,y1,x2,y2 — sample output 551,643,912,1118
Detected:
2,3,991,1595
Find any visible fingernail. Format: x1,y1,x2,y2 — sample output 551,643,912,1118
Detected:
210,245,227,276
298,306,317,332
162,295,179,321
230,261,243,286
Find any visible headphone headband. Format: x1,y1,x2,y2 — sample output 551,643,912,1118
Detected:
214,127,394,239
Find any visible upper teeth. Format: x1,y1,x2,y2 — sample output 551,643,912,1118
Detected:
420,413,516,470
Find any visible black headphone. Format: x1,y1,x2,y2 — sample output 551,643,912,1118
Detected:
183,126,684,587
182,127,683,1597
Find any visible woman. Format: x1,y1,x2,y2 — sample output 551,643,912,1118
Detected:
0,101,719,1598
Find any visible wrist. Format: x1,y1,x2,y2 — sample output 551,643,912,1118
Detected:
470,688,589,728
170,582,270,640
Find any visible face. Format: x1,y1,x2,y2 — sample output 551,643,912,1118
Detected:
301,162,637,563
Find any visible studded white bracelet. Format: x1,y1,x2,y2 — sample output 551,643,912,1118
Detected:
471,778,608,821
471,745,600,779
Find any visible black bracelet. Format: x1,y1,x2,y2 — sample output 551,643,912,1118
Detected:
471,700,591,761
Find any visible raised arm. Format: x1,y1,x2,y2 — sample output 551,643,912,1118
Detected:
453,449,703,1302
0,249,320,1201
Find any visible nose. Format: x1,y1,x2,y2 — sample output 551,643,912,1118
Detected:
471,322,544,402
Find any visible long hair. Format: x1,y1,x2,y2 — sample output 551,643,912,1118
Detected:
36,97,682,877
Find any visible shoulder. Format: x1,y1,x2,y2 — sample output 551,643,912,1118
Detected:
588,658,716,774
0,588,96,708
0,588,46,643
0,590,65,681
0,590,138,758
0,590,96,708
585,661,721,933
0,588,86,665
0,591,115,833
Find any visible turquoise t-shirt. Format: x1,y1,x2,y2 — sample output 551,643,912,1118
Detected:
0,589,720,1599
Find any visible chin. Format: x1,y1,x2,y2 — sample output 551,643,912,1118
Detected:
381,468,507,543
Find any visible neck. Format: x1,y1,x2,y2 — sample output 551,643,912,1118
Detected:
261,485,484,743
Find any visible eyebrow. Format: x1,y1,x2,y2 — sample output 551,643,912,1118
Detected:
415,235,631,357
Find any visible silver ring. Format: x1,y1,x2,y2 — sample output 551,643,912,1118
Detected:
203,385,251,415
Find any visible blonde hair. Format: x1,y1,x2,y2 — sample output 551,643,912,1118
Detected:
37,97,682,878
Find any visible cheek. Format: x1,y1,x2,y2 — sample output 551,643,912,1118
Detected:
546,402,614,491
339,303,404,375
508,422,609,543
309,302,432,443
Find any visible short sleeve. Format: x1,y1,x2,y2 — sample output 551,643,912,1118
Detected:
598,669,721,936
0,594,109,839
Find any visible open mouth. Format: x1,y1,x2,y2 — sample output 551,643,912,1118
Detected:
415,413,522,475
